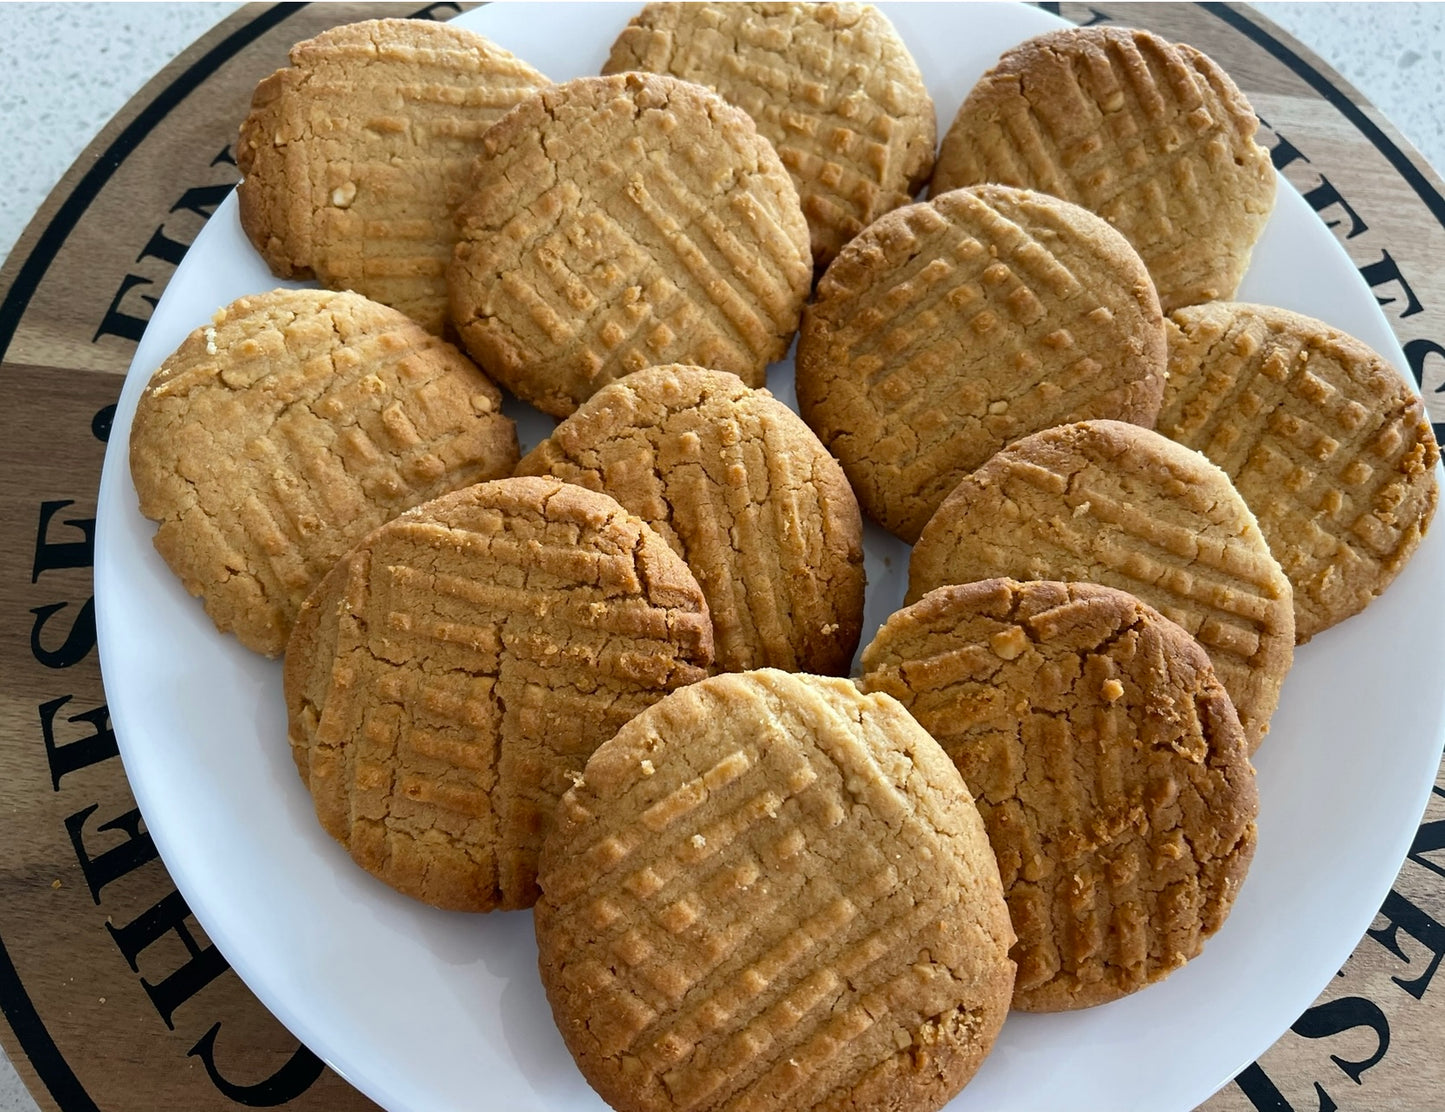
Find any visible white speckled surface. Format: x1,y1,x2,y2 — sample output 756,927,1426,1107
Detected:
0,3,1442,1111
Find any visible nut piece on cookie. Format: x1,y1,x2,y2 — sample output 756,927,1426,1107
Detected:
1160,301,1440,641
284,476,714,912
909,420,1294,752
516,364,865,674
128,288,520,656
237,19,548,333
932,26,1275,313
861,579,1258,1011
535,669,1015,1112
604,2,936,268
449,72,813,418
797,184,1166,543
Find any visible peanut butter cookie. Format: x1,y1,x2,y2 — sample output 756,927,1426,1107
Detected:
931,26,1275,313
1160,302,1439,641
861,579,1258,1011
284,476,714,912
238,18,547,332
535,669,1015,1112
129,288,518,656
449,72,813,417
797,184,1165,542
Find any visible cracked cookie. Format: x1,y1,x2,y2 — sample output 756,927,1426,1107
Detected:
860,579,1257,1011
283,476,714,912
603,2,935,268
448,72,813,418
128,287,519,657
1160,301,1439,642
930,26,1275,313
796,183,1165,543
534,668,1015,1112
908,420,1294,752
237,19,547,334
516,364,865,674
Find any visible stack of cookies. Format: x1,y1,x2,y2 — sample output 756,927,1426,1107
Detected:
126,6,1440,1111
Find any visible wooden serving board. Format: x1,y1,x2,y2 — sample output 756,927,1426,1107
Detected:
0,3,1441,1110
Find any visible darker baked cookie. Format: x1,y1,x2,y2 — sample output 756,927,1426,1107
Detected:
604,2,935,267
516,364,865,674
283,476,714,912
129,288,518,656
861,579,1258,1011
535,668,1015,1112
797,184,1165,542
908,420,1294,751
448,72,813,417
931,26,1275,313
1160,301,1439,641
237,19,548,332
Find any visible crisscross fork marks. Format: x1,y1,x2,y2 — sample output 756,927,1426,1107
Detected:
516,366,865,674
797,185,1164,541
449,73,811,417
932,26,1274,311
603,2,935,264
908,421,1293,751
536,671,1016,1112
130,288,518,656
1160,302,1439,639
237,18,548,331
859,579,1257,1010
283,476,713,912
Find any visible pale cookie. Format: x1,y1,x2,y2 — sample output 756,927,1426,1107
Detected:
604,2,935,267
283,477,714,912
1160,302,1439,641
931,26,1275,313
129,288,519,657
449,72,813,418
516,365,865,674
908,420,1294,752
861,579,1258,1011
238,18,547,332
535,669,1015,1112
796,184,1165,543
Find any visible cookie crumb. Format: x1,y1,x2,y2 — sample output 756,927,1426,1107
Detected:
640,759,655,777
989,626,1028,660
204,327,217,355
1101,678,1124,702
330,182,357,208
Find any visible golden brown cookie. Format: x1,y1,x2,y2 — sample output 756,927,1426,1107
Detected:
535,668,1015,1112
128,288,518,657
516,365,865,674
603,2,935,268
237,18,547,332
448,72,813,418
1160,302,1440,641
796,184,1165,543
283,476,714,912
908,420,1294,752
931,26,1275,313
860,579,1258,1011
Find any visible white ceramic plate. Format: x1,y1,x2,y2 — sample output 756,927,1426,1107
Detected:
93,4,1445,1111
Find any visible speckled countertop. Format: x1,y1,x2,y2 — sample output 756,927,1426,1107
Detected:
1,3,1443,1111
